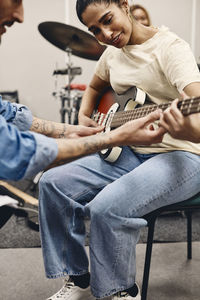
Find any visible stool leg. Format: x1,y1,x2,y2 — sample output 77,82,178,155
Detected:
141,216,156,300
186,210,192,259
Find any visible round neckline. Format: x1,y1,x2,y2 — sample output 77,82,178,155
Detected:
123,26,168,50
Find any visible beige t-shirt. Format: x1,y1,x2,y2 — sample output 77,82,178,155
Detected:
95,26,200,155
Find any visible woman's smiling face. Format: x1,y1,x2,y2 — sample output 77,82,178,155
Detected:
82,1,133,48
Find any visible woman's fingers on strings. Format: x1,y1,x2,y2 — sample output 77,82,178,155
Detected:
143,109,162,126
158,113,170,132
169,99,184,120
165,99,179,118
141,110,166,139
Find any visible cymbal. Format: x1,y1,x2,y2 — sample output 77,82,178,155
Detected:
38,21,106,61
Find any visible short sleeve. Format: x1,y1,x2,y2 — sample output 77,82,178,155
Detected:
162,39,200,93
95,47,111,82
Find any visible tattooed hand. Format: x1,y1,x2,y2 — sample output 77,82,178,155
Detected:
67,125,104,138
30,117,103,139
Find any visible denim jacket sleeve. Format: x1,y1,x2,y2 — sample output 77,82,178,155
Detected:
0,96,58,180
0,115,58,180
0,95,32,131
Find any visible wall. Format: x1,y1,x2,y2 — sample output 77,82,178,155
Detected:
133,0,192,42
196,0,200,63
0,0,199,122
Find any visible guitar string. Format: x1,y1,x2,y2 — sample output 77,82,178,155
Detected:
94,98,200,126
111,99,200,126
112,103,200,120
113,98,200,118
111,105,200,127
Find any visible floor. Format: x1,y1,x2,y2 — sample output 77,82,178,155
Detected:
0,242,200,300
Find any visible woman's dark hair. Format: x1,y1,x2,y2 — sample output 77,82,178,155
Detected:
76,0,120,24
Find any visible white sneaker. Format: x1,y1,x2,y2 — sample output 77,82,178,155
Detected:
101,284,141,300
47,277,95,300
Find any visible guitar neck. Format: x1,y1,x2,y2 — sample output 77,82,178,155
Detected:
111,96,200,128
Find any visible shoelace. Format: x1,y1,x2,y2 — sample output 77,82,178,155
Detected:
53,279,75,298
116,291,130,298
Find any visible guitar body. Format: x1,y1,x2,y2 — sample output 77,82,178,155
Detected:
94,86,147,162
94,87,200,163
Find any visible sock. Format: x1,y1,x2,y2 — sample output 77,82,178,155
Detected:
70,273,90,289
125,283,139,297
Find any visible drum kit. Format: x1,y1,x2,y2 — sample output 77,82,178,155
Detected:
38,21,106,123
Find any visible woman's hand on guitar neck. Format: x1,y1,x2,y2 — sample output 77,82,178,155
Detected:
159,99,200,143
111,110,166,146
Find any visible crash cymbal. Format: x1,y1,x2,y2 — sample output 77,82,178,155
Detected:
38,21,106,61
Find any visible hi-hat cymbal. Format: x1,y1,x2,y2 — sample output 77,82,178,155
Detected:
38,21,106,61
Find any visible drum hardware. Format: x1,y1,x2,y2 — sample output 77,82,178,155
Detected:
52,84,84,124
38,21,105,124
52,48,84,124
53,67,82,76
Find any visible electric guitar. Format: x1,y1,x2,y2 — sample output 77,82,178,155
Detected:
93,86,200,162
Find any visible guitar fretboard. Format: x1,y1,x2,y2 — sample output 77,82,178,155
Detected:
110,97,200,128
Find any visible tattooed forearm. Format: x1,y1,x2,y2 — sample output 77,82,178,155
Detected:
30,117,70,138
58,123,68,138
47,133,115,169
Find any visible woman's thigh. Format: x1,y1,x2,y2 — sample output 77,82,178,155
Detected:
39,146,141,206
87,151,200,217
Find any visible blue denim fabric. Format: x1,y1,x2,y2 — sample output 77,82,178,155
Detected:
0,95,32,130
0,96,58,180
23,132,58,179
39,147,200,298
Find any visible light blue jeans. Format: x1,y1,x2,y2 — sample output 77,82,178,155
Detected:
39,147,200,298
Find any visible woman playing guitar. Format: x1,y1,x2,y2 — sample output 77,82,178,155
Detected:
40,1,200,300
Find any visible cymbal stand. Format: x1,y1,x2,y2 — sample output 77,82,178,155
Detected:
59,47,74,123
53,49,82,124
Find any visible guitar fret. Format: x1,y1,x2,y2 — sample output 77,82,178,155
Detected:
181,105,200,115
188,98,193,115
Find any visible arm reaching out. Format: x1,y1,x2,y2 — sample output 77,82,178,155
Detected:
30,117,103,138
48,110,165,168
